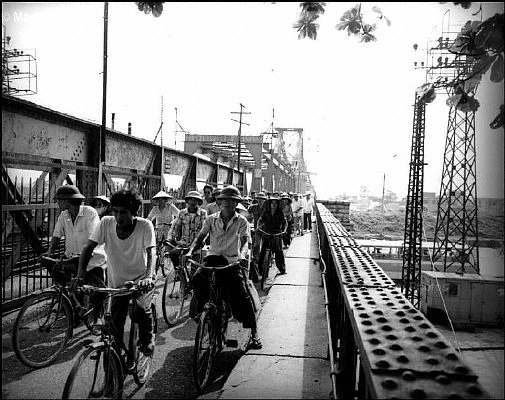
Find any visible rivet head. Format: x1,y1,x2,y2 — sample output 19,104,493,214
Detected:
435,374,450,385
381,379,397,389
397,355,409,364
402,371,416,381
466,385,482,395
410,389,426,399
426,357,439,365
376,360,390,369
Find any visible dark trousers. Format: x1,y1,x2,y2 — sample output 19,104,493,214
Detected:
258,236,285,274
192,256,256,329
303,212,312,231
110,289,154,350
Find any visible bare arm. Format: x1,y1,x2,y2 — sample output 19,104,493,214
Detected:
77,240,98,279
43,236,61,257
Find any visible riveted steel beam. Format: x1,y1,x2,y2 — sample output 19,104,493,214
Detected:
316,204,490,399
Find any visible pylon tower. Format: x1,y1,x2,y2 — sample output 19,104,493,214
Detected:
432,92,479,273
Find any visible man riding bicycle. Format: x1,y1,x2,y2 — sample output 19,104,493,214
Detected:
187,185,262,349
167,190,208,269
41,185,106,289
147,190,180,247
77,190,156,356
257,194,287,275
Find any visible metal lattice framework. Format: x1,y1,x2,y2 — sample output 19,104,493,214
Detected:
432,96,479,273
402,16,481,305
401,94,427,307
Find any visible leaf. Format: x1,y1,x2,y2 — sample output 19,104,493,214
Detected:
457,96,480,113
446,94,463,107
490,53,504,82
335,21,349,31
475,13,505,51
490,104,505,129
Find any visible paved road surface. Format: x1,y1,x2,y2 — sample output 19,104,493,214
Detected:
2,276,270,399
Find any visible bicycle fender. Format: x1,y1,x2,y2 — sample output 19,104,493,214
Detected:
84,341,106,350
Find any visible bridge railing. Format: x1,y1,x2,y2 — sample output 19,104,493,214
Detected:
315,203,490,399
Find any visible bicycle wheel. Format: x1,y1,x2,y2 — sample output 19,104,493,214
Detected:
260,249,272,291
62,345,123,399
13,290,73,368
162,268,186,326
131,303,156,386
193,308,216,393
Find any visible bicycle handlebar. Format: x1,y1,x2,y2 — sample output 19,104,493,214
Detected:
78,281,140,296
186,258,240,271
257,228,286,237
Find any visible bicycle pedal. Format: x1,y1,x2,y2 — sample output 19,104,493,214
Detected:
225,339,238,348
126,362,136,373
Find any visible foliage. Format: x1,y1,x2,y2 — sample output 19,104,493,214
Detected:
135,2,164,18
447,11,504,128
293,2,503,129
350,207,504,241
293,2,326,40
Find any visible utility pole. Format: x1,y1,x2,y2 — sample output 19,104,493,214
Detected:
98,2,108,195
174,108,188,151
160,96,165,190
230,103,250,174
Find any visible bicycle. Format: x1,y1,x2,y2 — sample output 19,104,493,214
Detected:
62,280,158,399
162,243,207,327
257,228,285,291
154,230,172,277
12,256,105,368
188,258,238,393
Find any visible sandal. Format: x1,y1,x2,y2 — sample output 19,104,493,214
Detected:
248,337,263,350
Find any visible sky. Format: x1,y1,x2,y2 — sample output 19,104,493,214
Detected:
3,2,504,199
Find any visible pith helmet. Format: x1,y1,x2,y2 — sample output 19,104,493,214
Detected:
185,190,203,204
55,185,85,200
236,202,248,212
280,192,292,204
152,190,173,200
217,185,243,202
92,195,110,204
254,192,267,200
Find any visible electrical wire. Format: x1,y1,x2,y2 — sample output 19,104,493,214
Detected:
421,210,463,355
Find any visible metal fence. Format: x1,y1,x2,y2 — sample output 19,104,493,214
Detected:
315,203,491,399
1,172,159,312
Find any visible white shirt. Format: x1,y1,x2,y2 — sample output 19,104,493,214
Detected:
302,196,314,213
291,199,303,217
147,204,180,227
199,212,250,263
53,205,106,270
90,216,155,288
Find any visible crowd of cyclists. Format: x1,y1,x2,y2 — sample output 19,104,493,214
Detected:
37,182,315,392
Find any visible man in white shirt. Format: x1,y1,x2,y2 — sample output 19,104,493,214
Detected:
78,190,156,356
42,185,106,286
291,193,304,236
147,190,180,246
301,191,315,232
